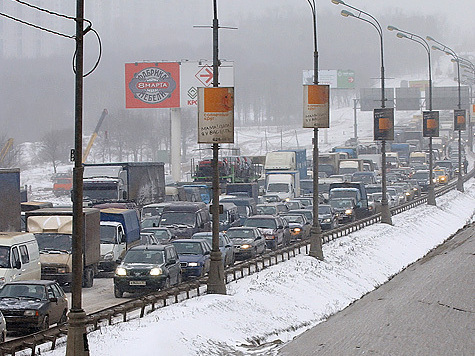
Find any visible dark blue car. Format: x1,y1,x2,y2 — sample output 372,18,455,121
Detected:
171,239,211,279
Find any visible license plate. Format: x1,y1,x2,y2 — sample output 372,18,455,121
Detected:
129,281,146,286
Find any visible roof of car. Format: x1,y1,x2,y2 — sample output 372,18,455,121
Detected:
247,214,279,219
129,244,169,251
4,280,57,286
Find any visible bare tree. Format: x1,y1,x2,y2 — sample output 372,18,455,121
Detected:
39,129,74,173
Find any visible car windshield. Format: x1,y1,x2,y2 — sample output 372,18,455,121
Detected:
0,284,47,300
0,246,11,268
266,183,289,193
281,215,303,224
318,206,332,214
173,242,204,255
160,212,195,226
100,225,116,244
123,250,164,264
141,218,160,228
330,200,353,209
412,172,429,179
143,229,171,242
142,206,165,217
227,229,255,239
34,233,72,252
256,206,277,215
192,234,224,247
286,202,300,210
244,219,277,229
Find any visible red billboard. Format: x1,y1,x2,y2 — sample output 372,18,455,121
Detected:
125,62,180,108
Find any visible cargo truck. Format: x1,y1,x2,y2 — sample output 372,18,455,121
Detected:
338,159,364,174
225,182,259,204
99,208,141,271
265,170,300,200
83,162,165,208
26,208,100,288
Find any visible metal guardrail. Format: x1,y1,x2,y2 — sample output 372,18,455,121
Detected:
1,168,474,356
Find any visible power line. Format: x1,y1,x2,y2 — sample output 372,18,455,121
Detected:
0,11,74,39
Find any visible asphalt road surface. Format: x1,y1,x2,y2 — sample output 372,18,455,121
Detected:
279,223,475,356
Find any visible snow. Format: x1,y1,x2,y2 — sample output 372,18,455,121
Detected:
33,178,474,355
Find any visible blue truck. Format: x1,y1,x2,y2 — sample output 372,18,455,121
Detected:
99,208,141,271
278,149,308,179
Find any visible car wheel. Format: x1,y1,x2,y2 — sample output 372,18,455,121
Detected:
177,273,182,285
0,330,4,343
40,315,49,331
163,278,170,290
59,310,68,324
114,285,123,298
82,268,94,288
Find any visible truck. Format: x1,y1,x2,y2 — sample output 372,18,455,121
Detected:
385,152,400,168
331,146,358,159
26,208,100,288
390,143,410,165
277,149,307,179
329,182,370,219
319,152,340,177
83,162,165,208
265,170,300,200
98,208,141,272
409,152,428,166
225,182,259,204
338,159,364,174
264,151,296,171
0,169,21,232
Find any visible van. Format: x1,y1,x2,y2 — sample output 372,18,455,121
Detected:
0,232,41,286
159,202,211,238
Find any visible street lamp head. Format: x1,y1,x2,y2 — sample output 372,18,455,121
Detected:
431,45,443,51
396,32,407,39
341,9,354,17
387,25,398,31
445,50,454,57
426,36,435,42
331,0,345,5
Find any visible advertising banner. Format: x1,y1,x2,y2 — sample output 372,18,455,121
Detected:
454,109,466,131
373,108,394,141
125,62,180,108
303,84,330,128
198,87,234,144
423,111,439,137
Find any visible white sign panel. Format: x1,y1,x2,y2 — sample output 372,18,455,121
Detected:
181,61,234,108
303,69,337,87
303,84,330,128
198,87,234,143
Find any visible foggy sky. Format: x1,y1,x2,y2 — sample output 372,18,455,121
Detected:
0,0,473,143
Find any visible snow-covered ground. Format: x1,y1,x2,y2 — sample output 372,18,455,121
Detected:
35,178,474,356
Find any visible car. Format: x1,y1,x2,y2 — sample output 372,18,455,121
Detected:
171,239,211,279
141,227,175,244
288,209,314,225
280,213,311,240
114,244,182,298
139,232,159,245
292,197,313,207
0,280,68,332
329,198,356,224
256,203,288,216
243,215,290,250
284,200,304,210
433,168,449,185
0,311,5,342
191,232,235,267
226,227,267,259
317,204,339,230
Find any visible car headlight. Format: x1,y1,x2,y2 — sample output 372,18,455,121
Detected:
241,244,251,249
24,310,39,316
293,227,301,233
323,218,331,223
57,267,68,274
405,192,410,196
188,262,199,267
345,209,353,215
150,267,162,276
115,267,127,276
103,252,114,261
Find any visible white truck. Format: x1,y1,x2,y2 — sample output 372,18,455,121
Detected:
265,170,300,200
264,151,296,171
338,159,364,175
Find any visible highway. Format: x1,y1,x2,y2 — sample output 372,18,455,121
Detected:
278,223,475,356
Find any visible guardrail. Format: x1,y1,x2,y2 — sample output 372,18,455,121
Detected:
1,168,473,356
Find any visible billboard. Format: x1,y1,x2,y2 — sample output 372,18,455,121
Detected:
374,108,394,141
198,87,234,144
360,88,394,111
303,85,330,128
454,109,466,131
180,61,234,108
423,111,439,137
125,62,180,108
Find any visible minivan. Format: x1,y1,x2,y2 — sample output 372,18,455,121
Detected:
0,232,41,286
159,202,211,238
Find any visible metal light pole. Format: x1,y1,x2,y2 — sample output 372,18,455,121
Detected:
428,37,464,192
307,0,324,260
458,58,475,153
388,26,436,206
333,0,392,224
207,0,226,295
66,0,88,355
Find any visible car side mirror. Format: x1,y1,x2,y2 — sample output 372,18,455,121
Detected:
49,297,58,303
204,250,211,255
225,244,232,248
278,225,283,229
116,258,122,264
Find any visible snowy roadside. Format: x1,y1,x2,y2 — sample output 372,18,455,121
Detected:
38,178,475,356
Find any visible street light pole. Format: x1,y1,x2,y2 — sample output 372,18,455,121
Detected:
388,26,436,206
428,37,464,192
307,0,324,260
207,0,226,294
333,0,392,225
66,0,88,355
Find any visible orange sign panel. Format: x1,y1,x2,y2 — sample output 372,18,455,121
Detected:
198,87,234,144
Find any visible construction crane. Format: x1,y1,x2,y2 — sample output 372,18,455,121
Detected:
82,109,108,163
0,138,13,164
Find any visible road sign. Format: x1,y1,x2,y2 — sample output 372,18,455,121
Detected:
423,111,439,137
303,84,330,128
198,87,234,144
374,108,394,141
